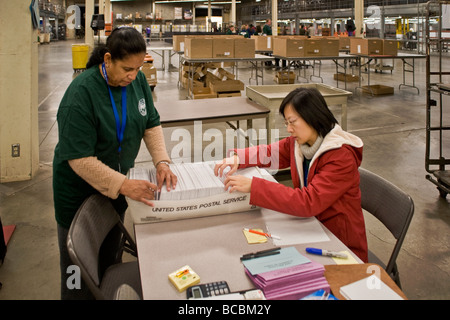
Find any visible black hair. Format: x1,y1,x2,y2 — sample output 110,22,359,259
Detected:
86,27,146,69
279,87,338,137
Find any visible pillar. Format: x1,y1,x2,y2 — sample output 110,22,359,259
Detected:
85,0,95,49
0,0,39,182
354,0,364,37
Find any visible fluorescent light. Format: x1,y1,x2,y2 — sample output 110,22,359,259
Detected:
155,0,205,3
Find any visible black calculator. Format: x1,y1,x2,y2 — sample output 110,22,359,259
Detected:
186,281,230,299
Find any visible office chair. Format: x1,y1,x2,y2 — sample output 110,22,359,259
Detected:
67,194,142,300
359,167,414,289
114,283,142,300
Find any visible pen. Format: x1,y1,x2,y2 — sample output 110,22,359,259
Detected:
240,251,281,261
305,247,348,259
241,247,281,258
243,228,281,240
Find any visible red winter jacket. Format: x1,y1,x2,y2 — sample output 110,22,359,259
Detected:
235,125,368,262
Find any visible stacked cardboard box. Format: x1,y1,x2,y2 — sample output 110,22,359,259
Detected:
273,36,340,57
253,35,273,51
141,60,157,88
350,38,383,55
179,61,243,99
274,71,295,84
182,35,255,59
383,40,398,56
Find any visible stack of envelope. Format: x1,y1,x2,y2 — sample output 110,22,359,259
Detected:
244,259,330,300
128,162,265,201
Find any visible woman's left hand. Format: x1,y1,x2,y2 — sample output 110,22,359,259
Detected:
156,163,177,191
223,175,252,193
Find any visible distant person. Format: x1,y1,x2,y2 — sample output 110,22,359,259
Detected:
226,25,236,35
262,19,272,36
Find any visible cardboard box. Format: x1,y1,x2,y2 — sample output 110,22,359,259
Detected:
305,39,322,57
383,40,398,56
350,38,383,55
234,38,255,58
362,85,394,95
141,63,157,85
276,71,295,80
172,35,185,52
217,91,241,98
214,68,235,81
334,73,360,82
209,80,244,93
185,37,213,58
320,38,340,56
253,35,273,51
273,37,307,57
338,37,351,51
213,38,234,58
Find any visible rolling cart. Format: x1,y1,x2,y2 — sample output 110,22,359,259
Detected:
425,0,450,198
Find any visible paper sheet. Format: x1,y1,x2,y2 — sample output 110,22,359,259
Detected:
262,209,330,246
242,247,310,275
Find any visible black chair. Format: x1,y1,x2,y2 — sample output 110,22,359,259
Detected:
359,167,414,288
67,194,142,300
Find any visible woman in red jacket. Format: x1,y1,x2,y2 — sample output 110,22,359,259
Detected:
214,87,368,262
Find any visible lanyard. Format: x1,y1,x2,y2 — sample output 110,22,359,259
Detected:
101,62,127,154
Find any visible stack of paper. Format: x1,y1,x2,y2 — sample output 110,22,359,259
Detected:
242,247,330,300
339,275,404,300
129,162,265,201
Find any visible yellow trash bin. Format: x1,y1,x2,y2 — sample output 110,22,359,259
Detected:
72,44,89,71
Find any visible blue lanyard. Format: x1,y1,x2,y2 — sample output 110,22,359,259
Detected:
101,62,127,154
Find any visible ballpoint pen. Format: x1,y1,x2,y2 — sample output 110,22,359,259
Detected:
243,228,281,240
305,247,348,259
240,247,281,261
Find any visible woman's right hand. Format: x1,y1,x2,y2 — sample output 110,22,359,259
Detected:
119,178,158,207
214,154,240,178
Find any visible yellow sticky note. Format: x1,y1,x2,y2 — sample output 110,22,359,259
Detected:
332,250,359,265
243,228,267,244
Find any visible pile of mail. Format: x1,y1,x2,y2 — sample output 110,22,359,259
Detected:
242,247,330,300
128,162,264,200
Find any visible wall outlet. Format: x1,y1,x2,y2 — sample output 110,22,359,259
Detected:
12,144,20,157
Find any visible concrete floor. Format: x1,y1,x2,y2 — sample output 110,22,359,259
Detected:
0,39,449,300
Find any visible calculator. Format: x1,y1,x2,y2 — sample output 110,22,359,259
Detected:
186,281,230,299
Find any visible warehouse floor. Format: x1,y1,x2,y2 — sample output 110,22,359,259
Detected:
0,39,449,300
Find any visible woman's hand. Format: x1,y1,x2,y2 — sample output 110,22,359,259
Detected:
119,178,158,207
214,154,240,178
223,175,252,194
156,162,177,192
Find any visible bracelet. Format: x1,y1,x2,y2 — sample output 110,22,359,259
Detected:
156,160,171,168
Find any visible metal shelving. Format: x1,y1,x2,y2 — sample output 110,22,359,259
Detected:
425,0,450,198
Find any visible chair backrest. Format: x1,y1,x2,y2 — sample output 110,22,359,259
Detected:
67,194,120,296
358,167,414,273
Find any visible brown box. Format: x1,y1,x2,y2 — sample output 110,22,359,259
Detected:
320,38,340,56
334,73,360,82
276,71,295,80
209,79,244,93
185,37,213,58
172,35,185,52
338,37,351,51
212,38,234,58
362,85,394,95
383,40,398,56
273,37,307,57
217,91,241,98
234,38,255,58
305,39,322,57
253,35,273,51
350,38,383,55
141,63,157,85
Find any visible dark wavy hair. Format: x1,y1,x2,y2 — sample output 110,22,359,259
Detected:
279,87,338,137
86,27,146,69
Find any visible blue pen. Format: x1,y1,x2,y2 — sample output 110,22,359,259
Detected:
306,247,348,259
